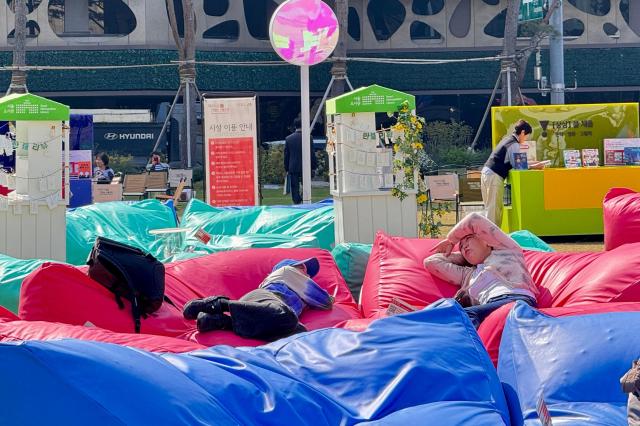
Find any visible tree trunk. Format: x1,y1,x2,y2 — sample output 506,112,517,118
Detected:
7,0,28,95
500,0,520,106
180,0,198,168
329,0,348,98
166,0,198,168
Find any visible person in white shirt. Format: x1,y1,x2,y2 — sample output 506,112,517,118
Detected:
423,212,537,328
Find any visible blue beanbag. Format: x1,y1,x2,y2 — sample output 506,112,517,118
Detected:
0,300,509,425
498,302,636,426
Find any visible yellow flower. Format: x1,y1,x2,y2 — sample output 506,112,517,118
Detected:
416,194,428,204
393,144,399,153
415,143,423,150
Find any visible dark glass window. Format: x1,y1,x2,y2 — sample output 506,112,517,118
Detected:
48,0,136,36
203,0,229,16
367,0,406,41
203,20,239,40
348,7,360,41
567,0,610,16
483,8,506,38
603,22,619,36
7,0,42,14
8,20,40,38
620,1,640,35
563,18,584,37
484,9,533,38
410,21,442,40
88,1,137,35
244,0,278,40
412,0,444,16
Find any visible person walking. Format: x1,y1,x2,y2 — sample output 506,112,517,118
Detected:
284,117,317,204
481,119,545,226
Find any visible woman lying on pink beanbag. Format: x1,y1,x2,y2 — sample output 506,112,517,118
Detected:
423,213,538,328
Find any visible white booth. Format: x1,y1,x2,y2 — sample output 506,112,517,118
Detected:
0,94,69,261
326,85,418,244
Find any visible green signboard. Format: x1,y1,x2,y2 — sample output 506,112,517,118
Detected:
326,84,415,115
519,0,545,22
0,93,70,121
491,103,640,167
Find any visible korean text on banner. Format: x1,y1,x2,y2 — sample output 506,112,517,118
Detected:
203,97,258,206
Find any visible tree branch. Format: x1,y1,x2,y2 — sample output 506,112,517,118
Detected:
166,0,184,59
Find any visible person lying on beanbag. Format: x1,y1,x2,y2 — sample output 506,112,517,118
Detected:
183,258,334,341
423,213,537,328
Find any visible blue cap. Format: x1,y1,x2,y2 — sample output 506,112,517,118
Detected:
273,257,320,278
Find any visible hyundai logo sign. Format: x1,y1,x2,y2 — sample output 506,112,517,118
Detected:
104,132,118,140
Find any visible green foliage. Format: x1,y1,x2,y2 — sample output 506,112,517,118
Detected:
421,120,490,170
259,145,329,185
106,152,139,174
315,150,329,181
260,145,286,185
435,146,491,168
420,201,450,238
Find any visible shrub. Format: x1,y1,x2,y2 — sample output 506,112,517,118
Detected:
106,153,140,174
259,145,328,185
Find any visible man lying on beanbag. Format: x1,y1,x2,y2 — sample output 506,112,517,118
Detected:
183,258,334,341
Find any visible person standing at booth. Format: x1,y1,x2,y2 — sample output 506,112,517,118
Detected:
482,120,545,226
284,117,317,205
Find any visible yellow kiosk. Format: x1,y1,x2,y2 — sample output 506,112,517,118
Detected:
492,103,640,236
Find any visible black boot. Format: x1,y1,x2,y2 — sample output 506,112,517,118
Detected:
197,312,233,333
182,296,230,320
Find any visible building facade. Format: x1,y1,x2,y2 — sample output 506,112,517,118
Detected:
1,0,639,145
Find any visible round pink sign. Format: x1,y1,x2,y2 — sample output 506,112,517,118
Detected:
269,0,339,66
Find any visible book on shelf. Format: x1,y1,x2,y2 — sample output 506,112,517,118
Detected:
563,149,582,168
624,147,640,165
512,152,528,170
604,138,640,166
581,149,599,167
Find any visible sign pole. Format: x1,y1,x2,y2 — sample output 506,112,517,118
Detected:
301,64,312,204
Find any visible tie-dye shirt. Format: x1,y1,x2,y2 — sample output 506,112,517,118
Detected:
259,266,333,316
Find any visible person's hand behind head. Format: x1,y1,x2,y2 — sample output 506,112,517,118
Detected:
431,239,454,256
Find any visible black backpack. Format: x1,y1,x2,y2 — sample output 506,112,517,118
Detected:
87,237,169,333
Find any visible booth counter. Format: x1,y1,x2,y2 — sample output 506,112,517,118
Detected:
502,166,640,236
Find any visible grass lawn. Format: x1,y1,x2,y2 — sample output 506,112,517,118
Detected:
260,187,331,206
174,181,330,217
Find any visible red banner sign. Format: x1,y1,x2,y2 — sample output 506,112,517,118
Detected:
203,97,258,206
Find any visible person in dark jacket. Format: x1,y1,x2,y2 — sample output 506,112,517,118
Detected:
284,117,317,204
182,257,334,342
482,119,546,225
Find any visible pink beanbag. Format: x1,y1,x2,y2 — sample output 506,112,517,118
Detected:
19,263,192,337
479,302,640,365
360,232,457,318
523,250,601,308
0,317,205,353
19,248,361,347
604,188,640,251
